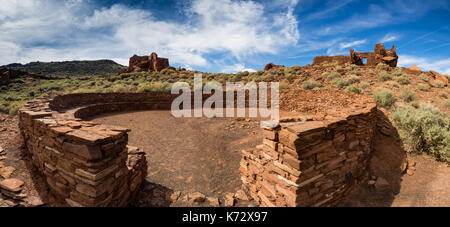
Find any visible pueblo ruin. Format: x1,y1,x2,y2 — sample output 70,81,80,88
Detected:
122,52,170,73
313,43,398,67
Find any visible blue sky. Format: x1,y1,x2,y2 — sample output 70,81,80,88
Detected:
1,0,449,74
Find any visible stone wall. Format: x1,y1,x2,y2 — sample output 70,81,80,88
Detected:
19,96,152,207
312,55,350,66
19,91,378,207
240,102,377,207
312,43,398,67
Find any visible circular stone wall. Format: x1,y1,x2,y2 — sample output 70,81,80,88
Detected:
18,90,377,207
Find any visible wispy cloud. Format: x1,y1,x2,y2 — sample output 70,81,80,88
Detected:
300,0,356,22
339,39,367,49
318,0,449,35
0,0,300,72
380,34,400,43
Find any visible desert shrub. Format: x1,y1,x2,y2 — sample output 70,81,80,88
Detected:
332,75,359,88
326,71,341,80
335,65,346,74
279,81,289,90
376,63,390,71
400,88,416,102
358,82,370,90
395,75,411,85
379,72,391,81
349,68,361,76
420,73,429,82
440,92,449,99
302,79,322,90
345,85,361,94
417,83,430,92
373,88,395,107
285,73,296,81
446,99,450,109
285,66,301,75
368,69,375,75
431,80,445,88
321,71,330,78
393,104,450,163
137,82,172,92
391,68,405,77
386,81,400,88
346,64,357,71
8,102,24,115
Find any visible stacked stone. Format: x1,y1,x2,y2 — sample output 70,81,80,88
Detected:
18,98,147,207
240,103,377,207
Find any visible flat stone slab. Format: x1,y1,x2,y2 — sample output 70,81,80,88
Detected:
0,166,16,178
0,178,24,192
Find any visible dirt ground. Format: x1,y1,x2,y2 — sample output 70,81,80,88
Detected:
90,110,263,206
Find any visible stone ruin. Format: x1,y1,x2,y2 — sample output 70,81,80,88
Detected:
313,43,398,67
17,89,380,207
0,68,36,85
122,52,170,74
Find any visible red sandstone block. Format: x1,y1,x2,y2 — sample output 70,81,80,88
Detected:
62,142,102,161
282,153,301,170
263,129,278,141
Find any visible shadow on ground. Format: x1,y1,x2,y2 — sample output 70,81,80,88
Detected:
340,110,407,207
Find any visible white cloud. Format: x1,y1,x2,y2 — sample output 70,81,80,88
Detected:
338,39,367,49
398,55,450,75
380,34,399,43
0,0,300,71
221,63,256,73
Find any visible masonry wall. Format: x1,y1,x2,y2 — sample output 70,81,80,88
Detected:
312,56,350,65
18,92,262,207
240,103,377,207
19,92,377,207
19,97,149,207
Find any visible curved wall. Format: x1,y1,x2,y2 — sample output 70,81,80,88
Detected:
19,92,377,207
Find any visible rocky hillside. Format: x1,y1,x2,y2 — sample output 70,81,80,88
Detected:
3,60,126,77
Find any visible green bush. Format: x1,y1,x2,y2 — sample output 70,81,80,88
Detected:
417,83,430,92
396,75,411,85
440,92,449,99
393,104,450,163
431,80,445,88
420,73,429,82
302,79,322,90
335,65,346,74
379,72,391,81
391,68,405,77
345,85,361,94
400,88,416,102
279,81,289,90
376,63,390,71
373,88,395,107
332,75,359,88
445,99,450,109
325,71,341,80
285,73,296,81
358,82,370,90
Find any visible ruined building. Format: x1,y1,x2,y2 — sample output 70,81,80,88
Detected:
313,43,398,67
123,52,170,73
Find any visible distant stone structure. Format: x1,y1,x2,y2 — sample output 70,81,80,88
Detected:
123,52,170,73
313,43,398,67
